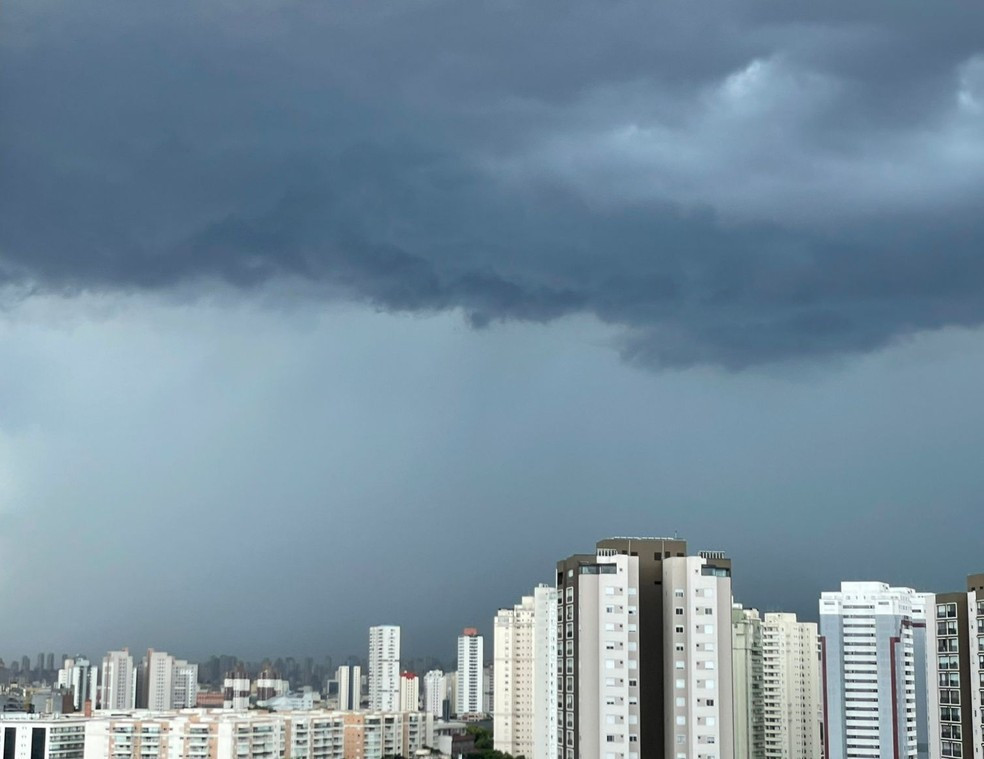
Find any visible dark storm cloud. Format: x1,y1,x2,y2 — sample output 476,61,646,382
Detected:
2,0,984,367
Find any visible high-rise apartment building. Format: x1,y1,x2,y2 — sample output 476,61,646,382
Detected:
173,661,199,709
456,629,484,717
761,613,822,759
1,710,434,759
445,672,458,719
557,537,681,759
57,657,96,711
255,668,288,702
662,553,735,759
483,663,494,716
925,573,984,759
820,581,930,759
336,665,363,711
368,626,401,712
400,672,419,712
423,670,446,718
733,605,765,759
99,650,136,710
0,717,85,759
223,667,251,711
493,584,558,759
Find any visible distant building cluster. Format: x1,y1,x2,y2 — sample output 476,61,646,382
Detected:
2,533,982,759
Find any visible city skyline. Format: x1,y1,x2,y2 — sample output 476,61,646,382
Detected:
3,0,984,663
3,537,983,662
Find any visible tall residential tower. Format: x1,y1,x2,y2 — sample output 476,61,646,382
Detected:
493,584,558,759
456,629,484,717
368,625,401,712
555,536,733,759
820,581,930,759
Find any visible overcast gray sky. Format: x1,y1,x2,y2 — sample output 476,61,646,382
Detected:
2,0,984,663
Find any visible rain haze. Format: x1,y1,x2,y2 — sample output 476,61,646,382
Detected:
2,0,984,662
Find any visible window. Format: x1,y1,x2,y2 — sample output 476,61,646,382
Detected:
676,607,685,616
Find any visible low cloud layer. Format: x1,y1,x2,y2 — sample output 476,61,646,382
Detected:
3,0,984,367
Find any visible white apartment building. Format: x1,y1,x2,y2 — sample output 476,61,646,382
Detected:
663,553,735,759
83,711,284,759
368,625,401,712
399,672,419,712
732,605,764,759
422,670,446,718
335,665,362,711
172,662,199,709
761,613,822,759
561,547,642,759
0,716,86,759
556,537,719,759
820,581,930,759
57,657,97,711
445,672,458,718
79,710,434,759
142,650,175,711
99,650,136,710
493,584,558,759
456,629,484,717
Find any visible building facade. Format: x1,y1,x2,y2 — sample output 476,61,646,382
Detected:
493,584,558,759
399,673,419,712
422,670,446,719
335,666,362,711
172,662,199,710
456,629,484,717
368,626,400,712
99,651,135,711
733,606,765,759
925,573,984,759
662,553,735,759
57,658,96,712
0,717,86,759
2,709,434,759
820,581,930,759
557,537,687,759
223,669,251,711
761,613,822,759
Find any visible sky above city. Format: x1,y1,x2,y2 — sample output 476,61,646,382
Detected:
2,0,984,663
